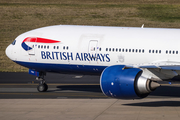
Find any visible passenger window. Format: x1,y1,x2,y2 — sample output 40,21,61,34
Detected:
57,46,59,49
122,49,124,52
112,48,114,52
129,49,131,52
176,51,178,54
166,50,168,54
44,45,46,49
136,49,138,52
109,48,111,51
152,50,154,53
169,51,171,54
54,46,56,49
38,45,40,48
132,49,134,52
99,48,101,51
139,49,141,53
149,50,151,53
159,50,161,53
67,46,69,50
41,45,43,49
126,49,128,52
63,46,65,49
142,49,144,53
106,48,108,51
116,48,118,52
156,50,158,53
119,49,121,52
47,46,49,49
173,51,175,54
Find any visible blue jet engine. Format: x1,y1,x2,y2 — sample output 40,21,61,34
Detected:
100,65,160,99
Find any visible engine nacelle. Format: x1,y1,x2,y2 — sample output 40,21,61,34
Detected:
100,65,160,99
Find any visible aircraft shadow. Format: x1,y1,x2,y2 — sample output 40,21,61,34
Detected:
123,101,180,107
123,86,180,107
47,85,102,93
47,85,180,98
150,86,180,97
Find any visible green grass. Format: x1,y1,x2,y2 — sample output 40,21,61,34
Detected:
138,4,180,22
1,0,180,72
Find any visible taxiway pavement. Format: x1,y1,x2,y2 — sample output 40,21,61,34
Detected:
1,72,180,120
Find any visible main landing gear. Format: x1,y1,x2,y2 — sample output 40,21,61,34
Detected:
36,72,48,92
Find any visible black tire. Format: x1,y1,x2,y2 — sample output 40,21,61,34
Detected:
37,83,48,92
44,83,48,92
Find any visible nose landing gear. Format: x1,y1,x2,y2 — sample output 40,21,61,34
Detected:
36,72,48,92
37,80,48,92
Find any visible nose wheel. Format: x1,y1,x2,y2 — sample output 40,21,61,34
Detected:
36,72,48,92
37,83,48,92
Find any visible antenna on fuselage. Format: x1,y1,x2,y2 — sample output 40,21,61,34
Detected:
141,24,144,28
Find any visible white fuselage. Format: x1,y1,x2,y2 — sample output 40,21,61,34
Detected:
5,25,180,79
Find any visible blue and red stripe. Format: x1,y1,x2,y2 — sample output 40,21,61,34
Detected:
21,37,60,51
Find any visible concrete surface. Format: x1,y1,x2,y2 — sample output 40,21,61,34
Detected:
1,99,180,120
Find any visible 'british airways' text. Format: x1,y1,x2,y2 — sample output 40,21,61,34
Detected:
41,51,110,62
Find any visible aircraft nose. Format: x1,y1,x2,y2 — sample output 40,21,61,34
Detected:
5,45,13,60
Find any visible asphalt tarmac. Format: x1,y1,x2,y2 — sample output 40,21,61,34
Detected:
0,72,103,98
1,72,180,120
0,72,180,99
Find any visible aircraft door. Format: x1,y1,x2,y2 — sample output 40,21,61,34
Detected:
27,37,37,55
88,40,98,64
88,40,98,54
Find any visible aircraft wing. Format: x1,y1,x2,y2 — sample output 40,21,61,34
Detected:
138,61,180,70
124,61,180,79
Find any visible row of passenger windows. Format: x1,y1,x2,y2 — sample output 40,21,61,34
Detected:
53,46,69,50
105,48,179,54
35,45,179,55
149,50,161,54
92,47,102,51
38,45,49,49
37,45,69,50
149,50,178,54
166,50,178,54
106,48,145,53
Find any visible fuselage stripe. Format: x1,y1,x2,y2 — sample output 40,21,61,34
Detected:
22,37,60,43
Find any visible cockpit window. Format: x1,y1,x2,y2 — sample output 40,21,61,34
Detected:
12,40,16,45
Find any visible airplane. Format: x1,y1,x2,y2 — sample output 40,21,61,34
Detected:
5,25,180,99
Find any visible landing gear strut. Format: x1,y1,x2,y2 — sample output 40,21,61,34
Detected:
36,72,48,92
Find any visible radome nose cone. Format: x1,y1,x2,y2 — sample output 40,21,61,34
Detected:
5,45,12,60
